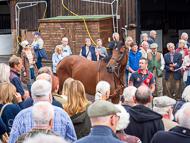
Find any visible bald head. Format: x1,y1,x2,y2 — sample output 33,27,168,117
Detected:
150,30,157,38
135,85,152,105
36,73,52,85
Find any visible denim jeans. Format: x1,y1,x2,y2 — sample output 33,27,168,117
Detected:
125,70,129,86
27,68,36,91
36,57,42,69
186,76,190,87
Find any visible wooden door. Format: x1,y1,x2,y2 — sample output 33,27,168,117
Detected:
60,23,76,54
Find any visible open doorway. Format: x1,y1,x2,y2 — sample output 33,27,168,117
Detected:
0,0,12,55
140,0,190,54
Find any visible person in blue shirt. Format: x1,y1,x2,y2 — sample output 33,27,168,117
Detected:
95,39,108,60
0,83,24,135
61,37,72,55
0,116,7,138
74,100,124,143
52,45,69,76
127,42,142,81
8,80,77,143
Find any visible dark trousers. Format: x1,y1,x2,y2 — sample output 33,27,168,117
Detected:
36,57,42,69
166,72,181,101
125,70,128,86
186,76,190,86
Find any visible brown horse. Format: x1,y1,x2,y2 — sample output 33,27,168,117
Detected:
56,41,129,103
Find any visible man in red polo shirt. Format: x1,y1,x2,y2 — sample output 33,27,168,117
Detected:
129,57,155,93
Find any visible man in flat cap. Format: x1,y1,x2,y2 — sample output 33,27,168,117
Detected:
74,100,125,143
147,43,165,97
151,103,190,143
124,85,164,143
153,96,178,131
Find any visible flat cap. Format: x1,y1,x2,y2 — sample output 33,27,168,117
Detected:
150,43,158,49
88,100,121,118
153,96,176,107
33,31,40,35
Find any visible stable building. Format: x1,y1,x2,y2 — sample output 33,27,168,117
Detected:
2,0,190,58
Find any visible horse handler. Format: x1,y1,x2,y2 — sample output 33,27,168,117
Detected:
32,31,47,69
128,57,155,93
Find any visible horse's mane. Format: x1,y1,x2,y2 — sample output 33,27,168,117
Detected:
103,55,112,63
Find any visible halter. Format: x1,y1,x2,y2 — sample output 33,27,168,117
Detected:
111,46,127,67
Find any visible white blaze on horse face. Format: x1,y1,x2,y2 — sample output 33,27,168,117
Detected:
116,48,118,50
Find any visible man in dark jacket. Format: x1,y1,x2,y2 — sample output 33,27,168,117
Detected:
74,100,125,143
108,32,120,55
151,103,190,143
9,55,29,99
164,43,182,101
147,30,157,45
124,85,164,143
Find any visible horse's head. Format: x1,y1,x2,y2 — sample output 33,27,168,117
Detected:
106,41,128,73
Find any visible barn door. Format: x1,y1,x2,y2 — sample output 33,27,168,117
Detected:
60,23,76,54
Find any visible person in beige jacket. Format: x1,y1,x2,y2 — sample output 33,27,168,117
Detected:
139,41,151,58
153,96,178,131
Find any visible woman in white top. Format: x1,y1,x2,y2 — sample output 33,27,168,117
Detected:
21,40,38,91
52,45,69,76
182,47,190,86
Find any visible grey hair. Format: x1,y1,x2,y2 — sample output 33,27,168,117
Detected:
62,37,68,42
153,106,171,115
142,41,148,47
175,102,190,122
21,40,29,48
178,105,190,128
0,63,10,84
182,85,190,102
167,42,174,49
23,133,68,143
135,85,151,104
112,32,119,39
33,102,54,127
31,80,52,100
38,67,52,75
96,39,102,43
179,39,188,48
182,32,188,40
142,33,148,39
95,81,110,101
90,115,111,126
85,38,91,43
115,104,130,131
150,30,156,35
123,86,137,102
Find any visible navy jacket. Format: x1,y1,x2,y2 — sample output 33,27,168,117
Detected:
74,126,124,143
173,98,186,116
0,117,7,135
151,126,190,143
175,41,190,50
23,97,63,109
124,105,164,143
147,36,159,50
164,52,182,80
0,102,23,134
82,45,97,61
108,40,116,55
9,70,25,96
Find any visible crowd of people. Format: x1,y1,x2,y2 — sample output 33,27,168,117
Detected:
0,30,190,143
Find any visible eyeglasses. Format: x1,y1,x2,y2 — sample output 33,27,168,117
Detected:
26,44,29,46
